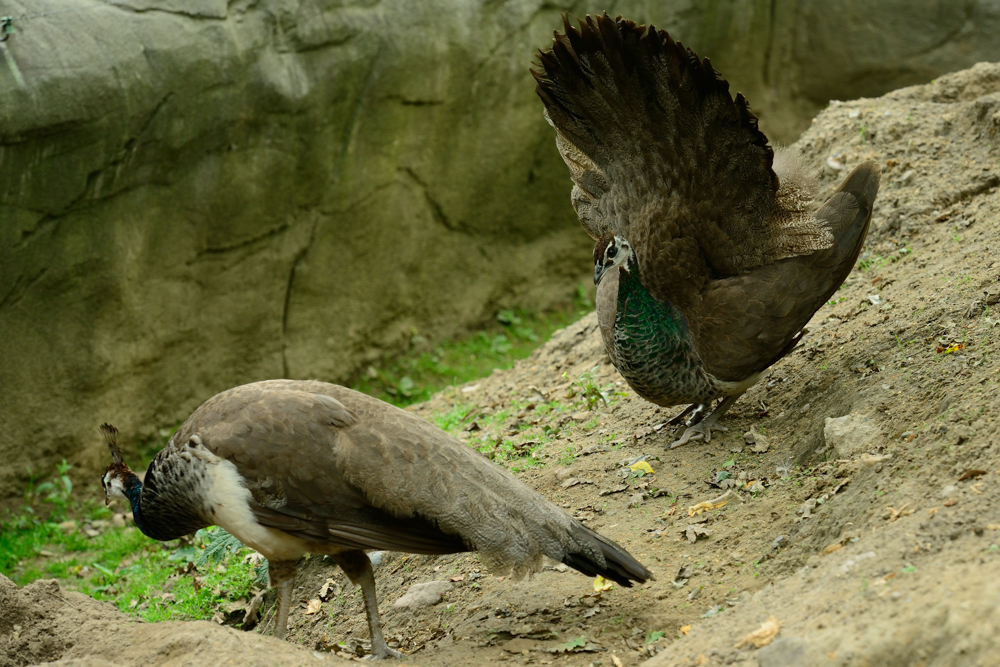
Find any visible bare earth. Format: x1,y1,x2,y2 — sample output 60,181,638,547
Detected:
4,63,1000,667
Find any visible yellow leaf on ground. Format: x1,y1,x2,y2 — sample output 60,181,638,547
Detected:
304,598,322,615
630,461,655,475
688,490,733,517
679,625,692,635
593,575,613,592
734,616,781,648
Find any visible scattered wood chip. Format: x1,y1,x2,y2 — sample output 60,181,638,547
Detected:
958,469,987,482
450,575,465,582
734,615,781,648
886,504,914,522
832,478,852,494
822,542,843,555
612,655,624,667
944,498,959,507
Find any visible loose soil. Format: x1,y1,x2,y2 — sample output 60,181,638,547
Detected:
3,63,1000,667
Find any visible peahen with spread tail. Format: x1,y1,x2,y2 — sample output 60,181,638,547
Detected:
533,14,881,448
100,380,651,658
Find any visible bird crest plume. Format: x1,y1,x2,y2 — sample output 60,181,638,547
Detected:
100,423,123,465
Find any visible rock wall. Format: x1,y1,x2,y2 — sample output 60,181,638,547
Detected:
1,0,998,496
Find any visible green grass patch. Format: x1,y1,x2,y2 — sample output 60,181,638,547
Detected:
351,301,590,407
2,296,593,624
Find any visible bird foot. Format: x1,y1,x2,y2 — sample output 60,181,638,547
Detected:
668,417,728,449
667,403,706,426
366,646,405,660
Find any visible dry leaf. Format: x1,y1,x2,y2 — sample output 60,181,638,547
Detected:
958,469,987,481
734,615,781,648
612,655,624,667
304,599,322,615
680,625,692,635
318,578,341,600
822,542,843,555
685,524,712,543
689,490,733,517
450,575,465,582
630,461,655,475
593,575,613,592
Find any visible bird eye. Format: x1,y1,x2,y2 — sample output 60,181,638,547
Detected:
607,246,617,258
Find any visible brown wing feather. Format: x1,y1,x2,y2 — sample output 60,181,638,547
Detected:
534,12,832,314
693,162,882,381
172,380,650,584
169,382,468,555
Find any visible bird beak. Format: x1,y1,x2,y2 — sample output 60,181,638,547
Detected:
594,262,606,285
105,496,111,507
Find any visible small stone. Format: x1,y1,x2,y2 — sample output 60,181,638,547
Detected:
824,413,879,458
555,468,574,481
392,581,453,609
757,637,822,667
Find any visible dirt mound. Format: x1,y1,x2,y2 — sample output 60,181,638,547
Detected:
0,575,333,666
4,61,1000,667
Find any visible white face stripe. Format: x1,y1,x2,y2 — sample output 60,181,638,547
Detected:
104,475,127,500
610,236,631,272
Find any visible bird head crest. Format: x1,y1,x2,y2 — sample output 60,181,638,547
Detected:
100,423,123,464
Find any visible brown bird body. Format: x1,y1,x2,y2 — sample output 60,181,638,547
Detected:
101,380,651,658
533,14,881,446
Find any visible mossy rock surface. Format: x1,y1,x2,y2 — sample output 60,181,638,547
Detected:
2,0,998,495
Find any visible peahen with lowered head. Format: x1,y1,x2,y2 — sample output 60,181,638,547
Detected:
533,14,881,448
100,380,651,658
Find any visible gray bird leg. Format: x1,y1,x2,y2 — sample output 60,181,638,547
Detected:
332,550,403,660
668,394,742,449
667,402,704,426
268,559,298,641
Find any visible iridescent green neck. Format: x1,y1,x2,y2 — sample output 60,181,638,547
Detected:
612,264,702,401
615,265,685,337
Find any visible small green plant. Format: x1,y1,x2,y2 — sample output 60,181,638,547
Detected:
33,460,74,523
569,367,612,410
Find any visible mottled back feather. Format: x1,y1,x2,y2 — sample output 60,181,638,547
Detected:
161,380,650,584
